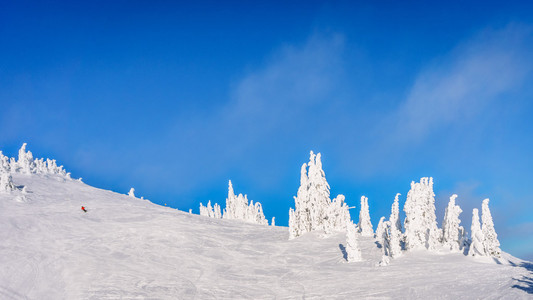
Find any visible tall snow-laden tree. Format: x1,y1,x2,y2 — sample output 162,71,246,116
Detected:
0,173,15,193
289,208,297,239
0,151,11,173
17,143,35,174
325,194,351,234
378,221,392,266
305,152,331,231
481,199,501,258
468,208,486,257
199,202,210,217
289,151,349,239
358,196,373,236
375,216,386,245
345,221,362,262
271,217,275,227
388,195,403,257
390,193,402,232
222,180,267,225
128,188,135,198
213,203,222,219
388,220,402,258
442,194,463,252
403,177,440,251
1,144,72,179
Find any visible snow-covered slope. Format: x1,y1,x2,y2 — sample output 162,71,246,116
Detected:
1,174,531,299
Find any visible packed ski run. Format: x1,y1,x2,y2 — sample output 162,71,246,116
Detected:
0,144,532,298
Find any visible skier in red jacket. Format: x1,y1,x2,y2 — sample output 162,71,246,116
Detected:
81,206,87,212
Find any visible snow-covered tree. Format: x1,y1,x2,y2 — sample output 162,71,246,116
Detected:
289,208,297,239
388,221,402,258
375,216,386,245
199,201,213,217
345,221,362,262
0,151,11,173
388,195,403,257
390,193,402,232
403,177,440,251
213,203,222,219
0,173,15,193
325,194,351,234
199,200,222,219
481,199,501,258
271,217,275,227
358,196,373,236
289,151,349,239
128,188,135,198
221,180,267,225
17,143,34,174
0,144,73,179
245,200,268,225
378,221,392,266
442,194,464,252
468,208,486,257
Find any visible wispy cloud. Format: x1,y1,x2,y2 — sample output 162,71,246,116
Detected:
155,33,347,190
393,24,533,142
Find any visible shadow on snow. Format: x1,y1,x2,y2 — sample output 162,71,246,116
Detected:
511,262,533,294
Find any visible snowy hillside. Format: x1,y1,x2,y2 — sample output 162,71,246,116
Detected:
1,172,532,299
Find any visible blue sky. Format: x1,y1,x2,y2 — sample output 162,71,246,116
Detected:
1,1,532,260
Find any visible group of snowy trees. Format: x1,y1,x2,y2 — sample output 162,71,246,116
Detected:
372,177,502,265
14,143,71,178
0,143,72,193
288,151,352,239
199,180,268,225
284,151,502,265
469,199,501,257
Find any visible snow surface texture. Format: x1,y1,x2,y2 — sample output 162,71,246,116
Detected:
0,176,532,298
1,145,532,298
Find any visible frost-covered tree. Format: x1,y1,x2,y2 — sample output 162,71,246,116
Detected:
403,177,440,251
199,201,214,217
390,193,402,232
222,181,267,225
245,200,268,225
17,143,35,174
271,217,275,227
0,151,11,173
375,216,386,245
481,199,501,258
213,203,222,219
128,188,135,198
325,194,351,234
378,221,392,266
0,173,15,193
442,194,464,252
388,195,403,257
224,181,247,220
345,221,362,262
289,151,349,239
1,144,73,179
199,200,222,219
388,221,402,258
358,196,373,236
468,208,486,257
199,202,207,216
289,208,297,239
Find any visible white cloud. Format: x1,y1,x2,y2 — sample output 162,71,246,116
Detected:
394,24,533,142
